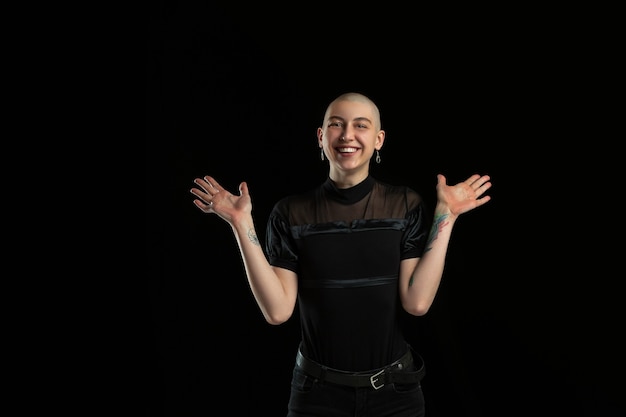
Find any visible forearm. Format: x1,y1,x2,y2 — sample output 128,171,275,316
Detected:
231,216,295,324
403,210,457,315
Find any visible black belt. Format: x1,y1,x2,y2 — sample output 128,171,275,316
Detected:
295,346,425,390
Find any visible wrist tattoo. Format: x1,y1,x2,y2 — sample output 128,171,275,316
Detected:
248,228,260,246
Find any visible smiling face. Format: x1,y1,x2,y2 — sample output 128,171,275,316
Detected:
317,93,385,186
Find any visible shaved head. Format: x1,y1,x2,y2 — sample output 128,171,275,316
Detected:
324,92,382,130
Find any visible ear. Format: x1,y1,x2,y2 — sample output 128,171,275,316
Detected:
317,127,324,148
375,130,385,150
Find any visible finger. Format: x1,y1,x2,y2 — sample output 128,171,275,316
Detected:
203,176,223,194
476,195,491,206
190,185,214,201
468,175,491,191
465,174,481,186
474,179,492,197
192,176,219,194
193,198,213,213
192,178,206,192
474,176,492,192
476,175,490,186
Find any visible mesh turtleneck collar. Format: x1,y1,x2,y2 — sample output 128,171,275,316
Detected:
321,175,375,205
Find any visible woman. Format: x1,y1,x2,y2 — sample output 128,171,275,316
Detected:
190,92,492,416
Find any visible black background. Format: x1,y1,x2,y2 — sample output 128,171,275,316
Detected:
146,3,623,416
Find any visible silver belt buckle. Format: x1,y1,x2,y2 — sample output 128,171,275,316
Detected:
370,369,385,390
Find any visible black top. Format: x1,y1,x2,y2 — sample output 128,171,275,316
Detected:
266,175,430,371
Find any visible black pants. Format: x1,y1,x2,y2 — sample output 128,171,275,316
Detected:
286,352,425,417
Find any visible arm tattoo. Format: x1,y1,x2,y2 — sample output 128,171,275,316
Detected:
247,228,260,246
408,213,449,288
424,213,449,253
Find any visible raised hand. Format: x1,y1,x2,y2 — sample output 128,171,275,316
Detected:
190,176,252,224
436,174,492,217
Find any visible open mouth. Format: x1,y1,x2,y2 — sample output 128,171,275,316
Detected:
336,147,359,154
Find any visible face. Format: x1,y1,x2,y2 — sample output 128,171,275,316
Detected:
317,99,385,177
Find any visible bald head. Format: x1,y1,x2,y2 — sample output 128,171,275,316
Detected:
323,92,382,130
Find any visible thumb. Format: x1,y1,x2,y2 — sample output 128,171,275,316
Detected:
437,174,447,186
239,181,249,196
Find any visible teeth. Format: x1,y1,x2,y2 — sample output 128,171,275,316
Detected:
337,147,357,153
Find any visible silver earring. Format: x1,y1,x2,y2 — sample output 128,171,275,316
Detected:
375,150,381,164
320,148,325,161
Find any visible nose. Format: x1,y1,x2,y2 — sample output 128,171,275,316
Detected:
340,126,356,142
340,133,354,142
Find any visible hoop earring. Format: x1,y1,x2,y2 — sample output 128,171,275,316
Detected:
320,148,325,161
375,150,381,164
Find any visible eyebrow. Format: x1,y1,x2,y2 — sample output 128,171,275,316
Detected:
329,116,372,124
